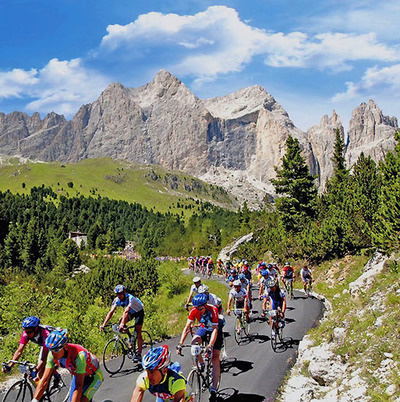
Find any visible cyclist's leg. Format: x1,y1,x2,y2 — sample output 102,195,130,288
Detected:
134,310,145,356
192,329,206,365
82,369,104,402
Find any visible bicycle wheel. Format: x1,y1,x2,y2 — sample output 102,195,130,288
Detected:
271,323,278,352
2,380,33,402
102,338,126,374
45,372,71,402
187,369,202,402
233,316,241,345
139,330,153,355
242,317,250,339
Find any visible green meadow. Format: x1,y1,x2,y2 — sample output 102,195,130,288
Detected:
0,158,237,214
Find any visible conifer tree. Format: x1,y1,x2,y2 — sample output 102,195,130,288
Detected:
271,134,317,231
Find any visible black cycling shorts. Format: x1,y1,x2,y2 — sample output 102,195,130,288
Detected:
127,309,144,326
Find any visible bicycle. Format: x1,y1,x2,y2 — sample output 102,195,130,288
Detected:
182,345,220,402
233,309,250,345
102,323,153,375
282,277,294,299
268,309,285,352
1,360,70,402
304,278,313,298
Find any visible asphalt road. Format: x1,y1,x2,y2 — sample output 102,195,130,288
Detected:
96,286,324,402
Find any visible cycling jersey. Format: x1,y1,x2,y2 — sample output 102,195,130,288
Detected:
239,278,250,291
300,268,312,280
137,367,190,401
46,344,100,376
112,293,143,314
188,305,218,332
20,325,51,349
266,288,285,310
189,284,201,295
283,266,294,279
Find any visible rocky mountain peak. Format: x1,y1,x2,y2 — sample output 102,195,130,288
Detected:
346,99,398,168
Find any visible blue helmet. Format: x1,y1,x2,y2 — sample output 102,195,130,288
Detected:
261,269,268,276
238,273,245,280
22,316,40,328
267,264,273,269
45,329,68,351
192,293,208,307
114,284,125,294
142,345,170,370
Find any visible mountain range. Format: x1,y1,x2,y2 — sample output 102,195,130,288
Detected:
0,70,398,207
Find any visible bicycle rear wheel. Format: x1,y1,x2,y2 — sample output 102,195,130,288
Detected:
103,338,126,374
271,323,279,352
139,330,153,355
187,369,202,402
2,380,33,402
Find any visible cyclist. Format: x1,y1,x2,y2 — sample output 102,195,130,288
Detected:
131,345,191,402
2,316,53,379
226,279,250,322
206,258,215,278
241,263,252,282
176,293,223,399
31,329,103,402
281,262,295,297
300,265,314,293
262,278,286,325
227,269,238,287
100,284,145,362
185,276,202,309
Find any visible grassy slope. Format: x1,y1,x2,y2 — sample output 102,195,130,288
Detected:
0,158,237,215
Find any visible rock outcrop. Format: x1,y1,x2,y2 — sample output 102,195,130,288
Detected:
0,71,398,205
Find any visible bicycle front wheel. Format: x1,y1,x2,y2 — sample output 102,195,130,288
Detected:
103,338,126,374
271,324,278,352
187,369,202,402
45,372,71,402
233,316,241,344
2,380,33,402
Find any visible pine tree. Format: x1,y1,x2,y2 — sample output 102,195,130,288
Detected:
271,134,317,231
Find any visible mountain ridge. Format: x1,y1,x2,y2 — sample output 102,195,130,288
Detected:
0,70,398,207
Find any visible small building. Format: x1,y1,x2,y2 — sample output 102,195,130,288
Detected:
69,230,88,248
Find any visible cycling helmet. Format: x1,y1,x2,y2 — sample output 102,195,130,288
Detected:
230,269,237,275
266,277,277,288
114,284,125,294
267,264,273,269
46,329,68,351
198,285,209,293
238,274,245,280
285,262,290,266
261,269,268,277
233,279,241,287
142,345,170,370
22,316,40,328
261,262,266,267
193,276,201,283
192,293,208,307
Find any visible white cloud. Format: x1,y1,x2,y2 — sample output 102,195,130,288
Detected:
0,58,110,117
99,6,400,82
0,69,39,98
333,64,400,102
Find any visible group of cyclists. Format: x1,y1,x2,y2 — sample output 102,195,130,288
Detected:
2,258,314,402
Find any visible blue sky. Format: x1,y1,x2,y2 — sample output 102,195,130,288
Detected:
1,0,399,131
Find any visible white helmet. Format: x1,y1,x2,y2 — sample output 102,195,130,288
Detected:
193,276,201,283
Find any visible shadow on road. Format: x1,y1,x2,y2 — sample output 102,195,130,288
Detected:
215,387,269,401
220,357,253,376
105,365,142,378
249,333,269,343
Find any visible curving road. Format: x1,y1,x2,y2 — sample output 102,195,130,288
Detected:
96,286,324,402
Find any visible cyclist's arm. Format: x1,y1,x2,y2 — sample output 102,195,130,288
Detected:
178,319,192,347
36,347,49,372
32,366,54,401
120,306,130,327
173,389,186,402
226,295,232,313
208,325,218,349
70,372,85,402
186,290,194,305
130,385,145,402
8,343,25,369
101,305,116,329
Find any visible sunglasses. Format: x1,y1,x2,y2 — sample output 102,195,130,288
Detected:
51,346,65,353
196,305,206,311
25,329,35,334
116,291,124,295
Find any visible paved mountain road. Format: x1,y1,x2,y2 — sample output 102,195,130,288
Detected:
97,287,324,402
